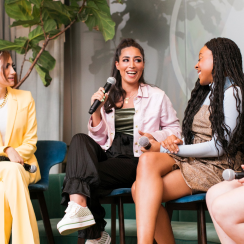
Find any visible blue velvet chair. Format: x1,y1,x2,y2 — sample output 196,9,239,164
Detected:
165,193,207,244
29,141,67,244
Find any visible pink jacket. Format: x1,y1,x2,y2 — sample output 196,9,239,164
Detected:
88,84,181,157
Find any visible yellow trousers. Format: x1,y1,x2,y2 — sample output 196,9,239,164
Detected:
0,161,40,244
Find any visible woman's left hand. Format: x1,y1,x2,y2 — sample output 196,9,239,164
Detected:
141,139,161,153
138,130,155,140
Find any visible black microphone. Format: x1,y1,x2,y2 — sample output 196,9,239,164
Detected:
23,163,37,173
0,156,37,173
88,77,116,114
139,136,151,150
222,169,244,181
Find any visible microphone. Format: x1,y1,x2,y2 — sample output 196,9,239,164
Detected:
23,163,37,173
222,169,244,181
139,136,151,150
88,77,116,114
0,156,37,173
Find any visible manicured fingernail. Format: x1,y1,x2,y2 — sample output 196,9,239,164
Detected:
103,96,105,99
101,99,104,102
103,90,105,93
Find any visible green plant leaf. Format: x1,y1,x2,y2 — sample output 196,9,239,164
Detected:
11,18,40,27
77,10,88,22
30,58,52,86
29,0,41,8
0,37,28,54
32,5,41,19
85,2,115,41
42,1,73,25
93,0,110,16
32,45,56,71
28,19,57,44
70,0,79,7
5,0,32,21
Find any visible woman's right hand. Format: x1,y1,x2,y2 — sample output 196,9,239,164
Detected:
91,87,108,115
91,87,109,127
5,147,24,165
161,135,183,154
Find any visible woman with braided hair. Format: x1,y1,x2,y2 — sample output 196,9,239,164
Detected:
132,37,244,244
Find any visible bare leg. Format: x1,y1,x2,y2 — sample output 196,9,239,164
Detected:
133,152,191,244
207,180,244,244
70,194,87,207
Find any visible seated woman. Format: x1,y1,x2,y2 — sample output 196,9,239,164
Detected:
207,166,244,244
132,37,244,244
0,51,41,244
57,38,181,243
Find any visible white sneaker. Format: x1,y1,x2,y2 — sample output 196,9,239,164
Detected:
57,201,95,235
85,231,111,244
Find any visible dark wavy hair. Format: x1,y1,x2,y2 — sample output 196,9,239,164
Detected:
182,38,244,163
104,38,147,113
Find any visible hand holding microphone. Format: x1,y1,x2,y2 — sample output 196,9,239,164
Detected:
0,155,37,173
139,136,161,152
89,77,116,114
139,136,151,150
4,147,37,173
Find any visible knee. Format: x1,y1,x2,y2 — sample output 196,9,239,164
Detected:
1,162,25,180
137,153,158,175
131,182,136,202
206,186,217,209
211,198,227,225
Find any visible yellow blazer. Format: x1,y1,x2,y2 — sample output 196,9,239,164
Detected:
0,87,41,184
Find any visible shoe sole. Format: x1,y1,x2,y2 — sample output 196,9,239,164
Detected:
86,233,111,244
58,219,96,235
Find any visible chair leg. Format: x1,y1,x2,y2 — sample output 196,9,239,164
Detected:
197,202,207,244
165,203,173,221
111,203,116,244
37,192,55,244
77,238,85,244
118,197,125,244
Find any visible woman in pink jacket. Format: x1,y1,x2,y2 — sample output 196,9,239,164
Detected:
57,38,181,244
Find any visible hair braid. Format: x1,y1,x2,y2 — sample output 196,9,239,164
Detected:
183,38,244,164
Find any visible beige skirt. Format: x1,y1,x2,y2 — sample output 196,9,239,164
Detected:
170,152,243,194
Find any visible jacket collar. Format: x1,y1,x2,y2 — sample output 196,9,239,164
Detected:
5,87,18,146
137,84,149,98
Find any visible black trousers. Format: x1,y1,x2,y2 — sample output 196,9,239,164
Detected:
61,133,138,239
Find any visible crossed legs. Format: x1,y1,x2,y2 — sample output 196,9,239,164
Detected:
132,152,192,244
207,180,244,244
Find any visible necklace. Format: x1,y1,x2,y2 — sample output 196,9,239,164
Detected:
125,91,137,104
0,90,8,109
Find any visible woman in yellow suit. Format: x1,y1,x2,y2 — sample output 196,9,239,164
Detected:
0,50,41,244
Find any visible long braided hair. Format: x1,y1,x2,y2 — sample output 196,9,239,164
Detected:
104,38,147,113
182,38,244,162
